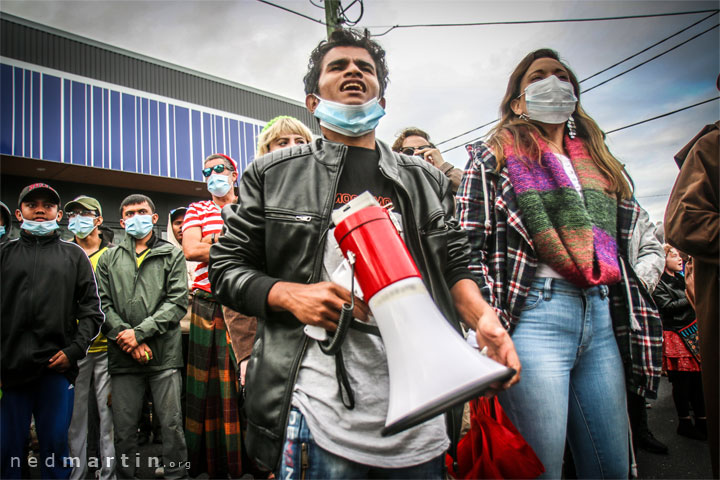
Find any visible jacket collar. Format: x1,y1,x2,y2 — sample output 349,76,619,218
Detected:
19,229,60,245
118,231,169,254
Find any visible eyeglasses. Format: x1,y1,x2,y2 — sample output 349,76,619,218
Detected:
202,164,232,177
66,209,97,218
401,145,433,156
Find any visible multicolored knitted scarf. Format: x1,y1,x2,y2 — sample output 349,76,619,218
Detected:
504,133,621,287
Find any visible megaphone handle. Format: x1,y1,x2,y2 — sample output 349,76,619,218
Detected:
319,251,356,356
318,302,354,355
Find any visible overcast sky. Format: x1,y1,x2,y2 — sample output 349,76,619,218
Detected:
2,0,718,223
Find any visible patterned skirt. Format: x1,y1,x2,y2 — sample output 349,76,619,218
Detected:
185,291,242,477
663,330,701,372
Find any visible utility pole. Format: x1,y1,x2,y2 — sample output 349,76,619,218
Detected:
324,0,342,38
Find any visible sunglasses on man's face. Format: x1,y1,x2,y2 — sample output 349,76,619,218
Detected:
202,164,230,177
401,145,433,156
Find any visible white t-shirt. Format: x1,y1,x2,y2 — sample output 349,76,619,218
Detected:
292,215,449,467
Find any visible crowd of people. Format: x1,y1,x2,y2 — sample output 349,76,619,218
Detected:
0,27,717,480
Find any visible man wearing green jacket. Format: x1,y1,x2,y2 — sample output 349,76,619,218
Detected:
96,194,189,479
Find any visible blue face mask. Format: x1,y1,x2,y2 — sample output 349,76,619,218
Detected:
207,174,232,197
312,95,386,137
21,217,60,236
124,214,154,239
0,225,5,238
68,216,97,239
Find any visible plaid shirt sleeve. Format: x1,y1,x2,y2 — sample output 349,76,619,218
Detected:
456,143,512,327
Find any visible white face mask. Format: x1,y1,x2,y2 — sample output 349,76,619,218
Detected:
312,95,386,137
521,75,577,124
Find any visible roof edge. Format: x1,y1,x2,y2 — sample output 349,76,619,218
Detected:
0,11,307,109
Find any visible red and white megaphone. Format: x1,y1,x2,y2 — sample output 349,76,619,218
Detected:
329,192,514,436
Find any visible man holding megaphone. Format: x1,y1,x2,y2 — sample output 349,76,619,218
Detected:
209,28,521,479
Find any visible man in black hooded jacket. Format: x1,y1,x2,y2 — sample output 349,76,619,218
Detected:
1,183,104,479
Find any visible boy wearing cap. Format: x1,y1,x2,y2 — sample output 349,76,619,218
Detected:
95,194,189,479
64,196,116,480
1,183,104,479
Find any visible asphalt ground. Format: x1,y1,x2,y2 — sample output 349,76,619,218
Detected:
25,375,713,479
636,375,713,479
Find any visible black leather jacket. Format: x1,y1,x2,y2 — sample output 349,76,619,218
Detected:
652,271,695,331
209,137,472,470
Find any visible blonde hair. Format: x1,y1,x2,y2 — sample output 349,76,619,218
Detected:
257,116,313,156
487,49,633,200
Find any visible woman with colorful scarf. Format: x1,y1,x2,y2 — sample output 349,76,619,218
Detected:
652,245,706,440
456,49,662,478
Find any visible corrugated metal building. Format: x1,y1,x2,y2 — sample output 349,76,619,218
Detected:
0,12,317,238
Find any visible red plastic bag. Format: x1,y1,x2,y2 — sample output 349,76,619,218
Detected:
446,397,545,479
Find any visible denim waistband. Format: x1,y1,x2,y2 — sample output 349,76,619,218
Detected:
530,277,609,299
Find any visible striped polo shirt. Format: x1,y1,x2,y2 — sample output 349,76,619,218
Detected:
182,200,223,293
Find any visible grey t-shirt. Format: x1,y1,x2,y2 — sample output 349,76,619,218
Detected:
291,218,449,468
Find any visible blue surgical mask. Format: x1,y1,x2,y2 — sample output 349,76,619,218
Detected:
68,216,97,239
124,214,154,239
0,226,5,238
207,174,232,197
312,95,386,137
522,75,577,125
21,217,59,236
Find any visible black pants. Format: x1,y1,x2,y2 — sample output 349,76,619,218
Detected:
667,371,705,418
628,391,650,439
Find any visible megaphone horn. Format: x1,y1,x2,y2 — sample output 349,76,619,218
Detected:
332,192,514,436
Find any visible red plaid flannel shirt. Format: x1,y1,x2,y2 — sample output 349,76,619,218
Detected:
456,141,662,398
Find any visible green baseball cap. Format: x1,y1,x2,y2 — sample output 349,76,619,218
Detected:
64,195,102,216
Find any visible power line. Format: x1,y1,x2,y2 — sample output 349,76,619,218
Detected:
605,96,719,134
436,13,718,147
256,0,326,25
440,96,720,153
581,23,719,93
580,10,718,83
369,8,719,36
435,119,498,147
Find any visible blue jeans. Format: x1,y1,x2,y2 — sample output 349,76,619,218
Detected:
499,278,628,479
1,373,75,479
278,408,444,479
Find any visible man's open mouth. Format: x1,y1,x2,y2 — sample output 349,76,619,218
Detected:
341,81,365,92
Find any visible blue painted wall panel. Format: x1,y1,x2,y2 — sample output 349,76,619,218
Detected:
2,61,264,178
1,64,15,154
103,89,110,169
203,112,212,158
121,93,136,172
141,98,149,175
41,74,61,161
228,119,239,164
214,115,224,158
71,81,85,165
110,91,121,171
149,100,159,176
168,105,176,178
191,110,202,180
92,86,103,168
244,123,255,169
23,70,31,157
175,106,190,180
13,68,23,156
63,79,71,162
159,102,167,177
31,71,41,158
85,84,91,165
